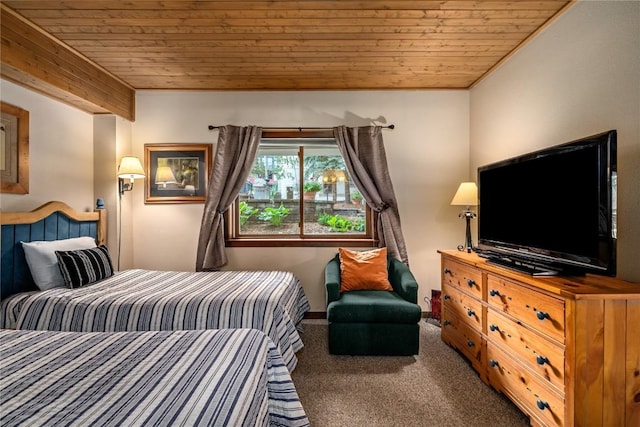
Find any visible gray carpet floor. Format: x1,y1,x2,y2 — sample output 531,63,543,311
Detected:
291,320,530,427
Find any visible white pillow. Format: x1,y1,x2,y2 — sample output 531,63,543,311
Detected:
21,237,97,290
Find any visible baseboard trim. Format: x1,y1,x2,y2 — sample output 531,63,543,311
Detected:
304,312,327,319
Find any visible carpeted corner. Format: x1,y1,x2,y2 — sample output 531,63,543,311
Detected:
291,320,529,427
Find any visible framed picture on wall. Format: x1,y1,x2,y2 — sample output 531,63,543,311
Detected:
1,102,29,194
144,143,212,204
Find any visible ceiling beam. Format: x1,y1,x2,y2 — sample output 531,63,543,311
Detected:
0,4,135,121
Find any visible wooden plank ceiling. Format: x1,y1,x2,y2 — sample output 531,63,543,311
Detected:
1,1,573,119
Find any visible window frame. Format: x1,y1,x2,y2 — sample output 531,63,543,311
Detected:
224,130,378,248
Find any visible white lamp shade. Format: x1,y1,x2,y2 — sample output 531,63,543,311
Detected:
117,156,145,179
155,166,177,184
451,182,478,206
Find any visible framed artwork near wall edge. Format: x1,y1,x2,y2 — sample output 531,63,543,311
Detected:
1,102,29,194
144,143,212,204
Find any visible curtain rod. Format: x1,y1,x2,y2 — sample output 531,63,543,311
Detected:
207,124,394,131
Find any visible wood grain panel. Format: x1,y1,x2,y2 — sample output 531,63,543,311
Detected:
1,63,109,114
1,25,131,106
0,4,134,119
486,309,565,392
487,344,565,427
603,299,627,426
22,9,565,20
1,0,573,99
585,299,605,425
442,283,483,331
441,309,484,372
440,250,640,427
487,275,565,343
564,298,575,427
627,300,640,427
442,258,483,299
573,299,588,426
3,1,572,11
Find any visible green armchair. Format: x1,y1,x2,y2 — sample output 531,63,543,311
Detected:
325,253,421,355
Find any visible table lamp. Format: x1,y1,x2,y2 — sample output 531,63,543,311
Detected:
450,182,478,253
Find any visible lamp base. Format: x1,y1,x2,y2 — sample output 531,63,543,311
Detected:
457,210,476,253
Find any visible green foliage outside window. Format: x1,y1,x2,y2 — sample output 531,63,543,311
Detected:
326,215,353,232
258,203,290,226
318,213,365,233
239,201,259,226
303,181,322,192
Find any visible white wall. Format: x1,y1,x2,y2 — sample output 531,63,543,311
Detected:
94,115,135,268
0,80,95,213
132,90,470,311
470,0,640,281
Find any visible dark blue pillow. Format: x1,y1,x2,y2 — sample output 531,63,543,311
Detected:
55,245,114,288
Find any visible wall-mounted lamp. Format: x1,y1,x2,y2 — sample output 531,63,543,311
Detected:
451,182,478,253
118,156,145,196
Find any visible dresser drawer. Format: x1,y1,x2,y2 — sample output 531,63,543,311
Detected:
486,275,565,343
441,310,483,368
442,283,483,332
486,309,565,393
487,344,565,427
442,258,483,299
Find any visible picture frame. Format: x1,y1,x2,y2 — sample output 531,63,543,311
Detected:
144,143,212,204
1,102,29,194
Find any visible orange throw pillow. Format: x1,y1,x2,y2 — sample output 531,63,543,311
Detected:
338,247,393,292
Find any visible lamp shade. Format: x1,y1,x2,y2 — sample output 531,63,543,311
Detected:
450,182,478,206
117,156,145,179
155,166,177,185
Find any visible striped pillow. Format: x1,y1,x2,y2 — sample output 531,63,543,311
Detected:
55,245,114,288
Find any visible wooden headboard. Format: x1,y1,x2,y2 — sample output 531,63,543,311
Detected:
1,201,106,300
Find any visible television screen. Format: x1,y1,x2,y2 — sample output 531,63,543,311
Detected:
477,130,617,276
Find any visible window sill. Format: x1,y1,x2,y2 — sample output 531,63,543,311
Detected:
226,237,378,248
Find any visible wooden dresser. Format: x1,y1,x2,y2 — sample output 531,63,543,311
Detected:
439,250,640,427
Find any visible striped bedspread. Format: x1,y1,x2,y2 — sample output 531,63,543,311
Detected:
0,328,310,427
4,269,310,372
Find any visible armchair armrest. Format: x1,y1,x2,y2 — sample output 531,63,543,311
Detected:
325,254,341,305
388,257,418,304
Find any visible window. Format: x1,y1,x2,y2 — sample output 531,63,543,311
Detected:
225,133,376,247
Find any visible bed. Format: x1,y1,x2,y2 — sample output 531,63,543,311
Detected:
1,201,310,372
0,328,309,426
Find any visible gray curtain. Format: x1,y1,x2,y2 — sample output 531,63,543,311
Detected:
334,125,409,264
196,125,261,270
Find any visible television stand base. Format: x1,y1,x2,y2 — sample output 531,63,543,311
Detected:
486,256,561,276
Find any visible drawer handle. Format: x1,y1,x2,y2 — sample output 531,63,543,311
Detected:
536,355,549,365
443,268,452,275
467,309,475,317
489,324,500,332
444,320,451,326
536,400,550,411
444,294,451,300
467,279,476,287
536,311,550,321
489,359,499,368
489,289,500,297
467,340,475,347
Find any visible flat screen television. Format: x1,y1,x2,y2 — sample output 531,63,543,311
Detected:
477,130,617,276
